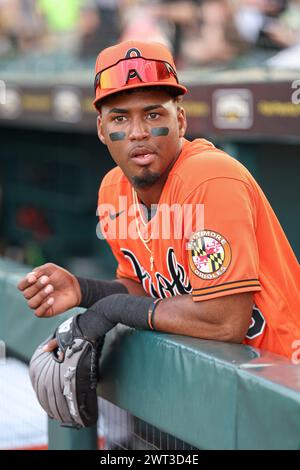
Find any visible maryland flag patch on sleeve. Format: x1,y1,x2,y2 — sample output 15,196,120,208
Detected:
188,229,231,280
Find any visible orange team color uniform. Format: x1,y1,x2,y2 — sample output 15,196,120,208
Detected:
98,138,300,359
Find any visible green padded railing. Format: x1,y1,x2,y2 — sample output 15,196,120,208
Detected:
1,257,300,450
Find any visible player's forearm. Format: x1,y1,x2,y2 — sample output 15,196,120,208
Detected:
153,295,232,341
76,277,128,308
76,291,252,345
76,276,147,308
154,293,253,343
117,277,148,296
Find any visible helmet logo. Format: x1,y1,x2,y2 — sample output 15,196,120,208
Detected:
125,48,142,81
125,48,141,59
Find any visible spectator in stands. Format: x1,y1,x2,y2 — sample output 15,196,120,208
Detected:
264,0,300,47
36,0,82,53
234,0,292,50
79,0,121,58
138,0,199,62
129,0,247,67
180,0,248,67
119,0,172,50
0,0,17,56
0,0,44,56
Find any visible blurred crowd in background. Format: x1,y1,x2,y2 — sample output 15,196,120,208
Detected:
0,0,300,69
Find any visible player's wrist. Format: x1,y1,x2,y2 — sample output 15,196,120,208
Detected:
71,275,83,307
75,277,129,309
148,298,162,331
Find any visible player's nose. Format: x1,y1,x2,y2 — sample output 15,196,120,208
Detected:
128,118,150,141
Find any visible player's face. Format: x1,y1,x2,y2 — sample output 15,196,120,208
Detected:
97,89,186,189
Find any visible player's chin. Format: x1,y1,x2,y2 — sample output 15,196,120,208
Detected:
132,169,161,189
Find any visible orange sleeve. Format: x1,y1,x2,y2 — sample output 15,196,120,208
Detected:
184,177,262,301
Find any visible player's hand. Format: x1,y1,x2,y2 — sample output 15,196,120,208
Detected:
17,263,82,318
43,338,59,353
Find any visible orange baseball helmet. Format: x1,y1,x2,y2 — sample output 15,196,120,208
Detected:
93,40,187,108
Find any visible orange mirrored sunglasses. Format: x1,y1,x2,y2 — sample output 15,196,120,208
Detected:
94,57,178,91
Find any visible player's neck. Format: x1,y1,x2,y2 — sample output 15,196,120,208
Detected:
135,176,167,208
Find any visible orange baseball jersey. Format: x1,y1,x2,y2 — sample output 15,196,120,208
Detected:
98,138,300,359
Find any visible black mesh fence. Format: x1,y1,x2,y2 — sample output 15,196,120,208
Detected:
98,398,198,451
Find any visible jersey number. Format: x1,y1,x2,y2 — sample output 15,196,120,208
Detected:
246,306,266,339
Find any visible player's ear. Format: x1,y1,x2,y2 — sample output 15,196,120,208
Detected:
177,104,186,138
97,114,106,145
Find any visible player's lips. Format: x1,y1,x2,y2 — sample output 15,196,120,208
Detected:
130,147,157,166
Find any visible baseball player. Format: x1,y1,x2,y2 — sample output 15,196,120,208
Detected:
18,40,300,427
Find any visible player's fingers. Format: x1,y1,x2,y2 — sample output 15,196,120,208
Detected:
18,262,58,291
34,296,55,318
43,338,58,353
22,276,51,301
17,271,39,291
26,283,54,309
33,263,58,278
17,269,47,291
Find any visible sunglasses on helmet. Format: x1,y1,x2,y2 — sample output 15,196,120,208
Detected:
94,57,178,92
